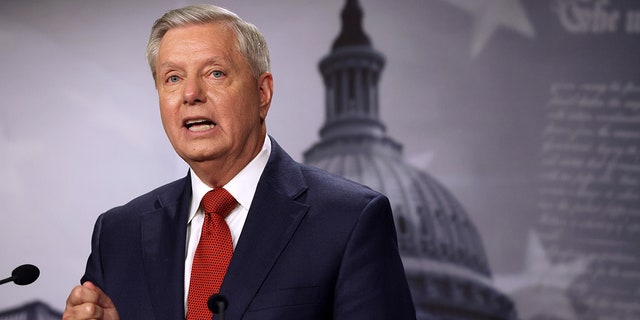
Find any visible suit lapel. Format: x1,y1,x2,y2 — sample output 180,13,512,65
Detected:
142,175,191,319
220,138,310,319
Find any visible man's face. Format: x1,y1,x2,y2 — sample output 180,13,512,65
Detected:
155,22,272,173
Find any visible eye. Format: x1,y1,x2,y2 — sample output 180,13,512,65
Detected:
167,75,180,83
211,70,224,78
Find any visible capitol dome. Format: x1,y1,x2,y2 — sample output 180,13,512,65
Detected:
303,1,516,319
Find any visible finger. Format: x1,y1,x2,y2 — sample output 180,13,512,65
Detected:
62,301,104,320
66,285,97,308
64,282,112,320
82,281,116,308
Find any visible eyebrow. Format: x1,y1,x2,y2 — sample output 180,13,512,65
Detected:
158,61,179,70
204,57,228,66
159,57,229,70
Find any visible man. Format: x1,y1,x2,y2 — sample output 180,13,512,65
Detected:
63,4,415,320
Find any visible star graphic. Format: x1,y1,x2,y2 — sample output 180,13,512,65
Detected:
436,0,536,57
494,230,589,320
495,230,589,292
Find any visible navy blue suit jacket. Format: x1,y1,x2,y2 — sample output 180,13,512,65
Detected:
81,138,416,319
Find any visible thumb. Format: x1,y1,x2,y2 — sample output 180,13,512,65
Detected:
82,281,115,308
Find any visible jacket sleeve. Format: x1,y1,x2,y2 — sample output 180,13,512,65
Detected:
333,194,417,320
81,213,106,288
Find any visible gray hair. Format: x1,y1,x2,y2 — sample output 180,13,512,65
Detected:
146,4,270,81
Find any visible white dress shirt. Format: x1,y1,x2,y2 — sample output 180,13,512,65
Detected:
183,136,271,312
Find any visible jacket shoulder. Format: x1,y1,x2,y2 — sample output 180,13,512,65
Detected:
299,163,377,193
103,175,190,218
299,163,386,204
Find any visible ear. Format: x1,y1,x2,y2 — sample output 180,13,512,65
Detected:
257,72,273,120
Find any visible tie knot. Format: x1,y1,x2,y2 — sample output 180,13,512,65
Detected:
201,188,237,218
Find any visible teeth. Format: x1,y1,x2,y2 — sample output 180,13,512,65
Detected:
185,119,215,131
188,123,215,131
186,119,208,126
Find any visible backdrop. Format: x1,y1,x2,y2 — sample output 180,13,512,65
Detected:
1,0,638,319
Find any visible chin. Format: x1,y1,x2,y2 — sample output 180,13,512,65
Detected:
179,148,226,164
173,139,226,161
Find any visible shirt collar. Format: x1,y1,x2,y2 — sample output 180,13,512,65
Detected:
188,135,271,223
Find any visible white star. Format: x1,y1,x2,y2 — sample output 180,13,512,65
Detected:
494,230,589,319
436,0,536,57
495,230,589,292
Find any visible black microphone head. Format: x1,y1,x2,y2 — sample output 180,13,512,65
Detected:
207,294,228,314
12,264,40,285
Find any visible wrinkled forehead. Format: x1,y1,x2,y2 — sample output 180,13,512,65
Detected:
163,21,239,50
159,23,237,58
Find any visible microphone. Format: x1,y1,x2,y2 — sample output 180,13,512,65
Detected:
208,294,228,320
0,264,40,286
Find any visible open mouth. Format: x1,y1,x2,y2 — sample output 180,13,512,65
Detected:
185,119,216,132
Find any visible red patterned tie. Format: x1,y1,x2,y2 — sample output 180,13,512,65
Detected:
187,188,236,320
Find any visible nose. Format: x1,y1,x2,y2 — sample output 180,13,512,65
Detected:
183,77,206,105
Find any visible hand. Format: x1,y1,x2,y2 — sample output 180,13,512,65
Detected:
63,281,119,320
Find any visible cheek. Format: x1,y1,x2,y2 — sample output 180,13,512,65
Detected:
158,103,183,143
158,103,172,127
158,93,181,121
229,100,261,126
